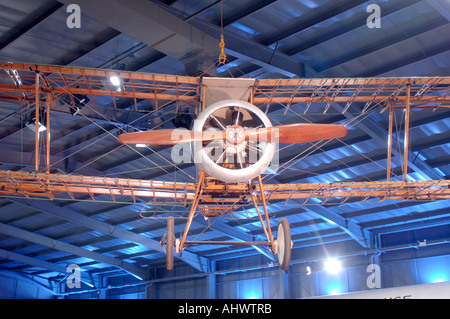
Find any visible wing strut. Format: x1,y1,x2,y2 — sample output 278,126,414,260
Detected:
179,170,206,253
249,175,276,254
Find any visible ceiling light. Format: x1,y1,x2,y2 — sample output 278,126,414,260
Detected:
129,273,144,281
109,75,121,86
5,68,22,86
325,258,342,274
26,109,47,133
82,280,94,288
109,75,121,91
418,239,427,247
26,121,46,133
329,288,341,295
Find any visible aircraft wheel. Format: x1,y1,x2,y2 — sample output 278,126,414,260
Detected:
166,216,174,270
276,218,292,271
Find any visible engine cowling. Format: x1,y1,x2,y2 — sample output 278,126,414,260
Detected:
192,99,276,183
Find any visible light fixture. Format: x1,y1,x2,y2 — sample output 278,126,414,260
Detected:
109,75,121,91
26,120,46,133
329,288,341,295
5,68,23,86
325,258,342,274
135,144,147,148
82,280,94,288
130,273,144,281
306,265,312,276
26,109,47,133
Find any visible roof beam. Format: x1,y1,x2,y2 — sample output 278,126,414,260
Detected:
314,17,448,73
54,29,121,66
0,149,103,176
299,203,373,249
0,220,149,280
187,19,303,77
10,198,209,272
57,0,219,75
0,2,63,51
57,0,304,77
0,268,55,295
257,0,367,46
283,0,423,56
0,248,91,288
219,0,278,26
426,0,450,21
359,39,450,77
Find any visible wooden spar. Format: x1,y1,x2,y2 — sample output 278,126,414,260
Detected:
250,191,271,246
0,62,199,84
257,175,275,254
201,84,206,111
0,171,449,202
179,170,205,252
34,71,39,172
1,63,449,113
183,240,271,246
387,103,393,181
46,93,50,174
404,84,411,181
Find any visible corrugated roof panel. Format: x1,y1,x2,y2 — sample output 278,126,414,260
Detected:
0,7,113,65
322,23,450,77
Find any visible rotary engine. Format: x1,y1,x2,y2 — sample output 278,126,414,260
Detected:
192,99,275,183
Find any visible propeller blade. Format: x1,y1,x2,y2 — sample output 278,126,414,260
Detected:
245,123,347,144
119,124,347,145
118,129,224,145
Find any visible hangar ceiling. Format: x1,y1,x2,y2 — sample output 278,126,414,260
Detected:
0,0,449,293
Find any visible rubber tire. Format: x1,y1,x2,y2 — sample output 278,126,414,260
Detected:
277,218,291,271
166,216,174,270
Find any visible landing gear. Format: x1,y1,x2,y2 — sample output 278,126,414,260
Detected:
250,175,293,271
161,173,293,272
275,218,292,271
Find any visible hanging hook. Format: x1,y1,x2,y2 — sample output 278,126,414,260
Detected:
218,0,226,65
218,34,226,65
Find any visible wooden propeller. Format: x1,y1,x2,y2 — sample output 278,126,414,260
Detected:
118,129,223,145
246,123,347,144
118,123,347,145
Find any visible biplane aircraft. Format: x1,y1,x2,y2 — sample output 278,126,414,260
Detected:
0,62,449,272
